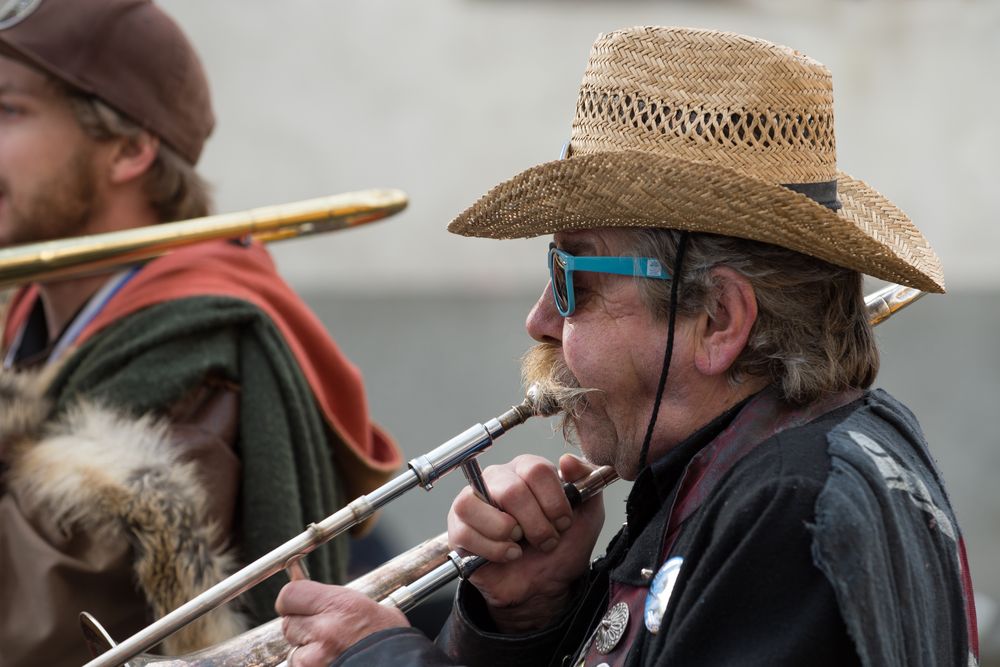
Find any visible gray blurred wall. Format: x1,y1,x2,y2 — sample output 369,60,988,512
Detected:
159,0,1000,657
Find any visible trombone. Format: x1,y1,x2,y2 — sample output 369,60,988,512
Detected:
0,188,408,289
77,283,925,667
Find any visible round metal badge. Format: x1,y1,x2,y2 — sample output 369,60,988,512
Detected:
0,0,41,30
644,556,684,634
594,602,630,654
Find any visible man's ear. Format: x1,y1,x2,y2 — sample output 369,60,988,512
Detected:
108,132,160,186
693,266,757,376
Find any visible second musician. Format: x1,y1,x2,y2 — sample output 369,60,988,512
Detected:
0,2,401,666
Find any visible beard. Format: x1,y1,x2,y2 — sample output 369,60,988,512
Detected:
521,343,646,476
520,343,599,445
0,146,98,247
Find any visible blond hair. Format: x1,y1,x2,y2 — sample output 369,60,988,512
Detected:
66,92,213,223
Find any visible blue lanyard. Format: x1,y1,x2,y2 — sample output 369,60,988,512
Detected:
3,265,142,368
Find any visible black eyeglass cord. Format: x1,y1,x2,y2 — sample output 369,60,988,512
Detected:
637,232,689,473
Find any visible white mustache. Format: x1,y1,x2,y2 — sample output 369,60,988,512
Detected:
520,343,598,420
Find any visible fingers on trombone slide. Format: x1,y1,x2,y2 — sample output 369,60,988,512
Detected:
454,456,572,560
462,458,533,548
461,458,496,507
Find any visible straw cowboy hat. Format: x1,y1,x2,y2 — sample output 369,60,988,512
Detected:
449,26,945,293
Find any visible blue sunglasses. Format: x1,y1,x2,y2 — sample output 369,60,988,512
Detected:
547,243,672,316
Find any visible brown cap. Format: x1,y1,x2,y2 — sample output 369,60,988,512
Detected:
0,0,214,165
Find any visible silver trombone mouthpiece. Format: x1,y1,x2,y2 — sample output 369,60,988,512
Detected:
526,383,563,417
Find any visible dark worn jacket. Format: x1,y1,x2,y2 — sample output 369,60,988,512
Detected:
331,389,977,667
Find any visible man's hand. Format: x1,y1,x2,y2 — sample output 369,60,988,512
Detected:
447,453,605,633
276,581,408,667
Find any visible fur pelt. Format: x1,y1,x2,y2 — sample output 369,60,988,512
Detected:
0,368,248,655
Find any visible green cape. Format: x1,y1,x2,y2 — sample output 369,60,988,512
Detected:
48,295,347,622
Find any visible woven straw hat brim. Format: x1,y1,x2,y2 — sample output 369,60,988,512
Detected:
448,151,945,293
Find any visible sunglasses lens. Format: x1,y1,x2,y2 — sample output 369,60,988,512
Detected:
550,248,570,314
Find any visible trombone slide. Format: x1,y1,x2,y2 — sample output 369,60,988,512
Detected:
80,398,535,667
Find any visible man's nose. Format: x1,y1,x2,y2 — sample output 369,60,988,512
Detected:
526,280,563,344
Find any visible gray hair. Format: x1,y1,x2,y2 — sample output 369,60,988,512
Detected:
624,228,878,405
65,92,213,223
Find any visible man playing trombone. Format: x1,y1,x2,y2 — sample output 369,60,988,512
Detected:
277,26,978,666
0,2,400,666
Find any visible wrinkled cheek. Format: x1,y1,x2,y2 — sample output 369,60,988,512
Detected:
560,329,593,387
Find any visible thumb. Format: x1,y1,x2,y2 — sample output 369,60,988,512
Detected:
558,453,597,484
